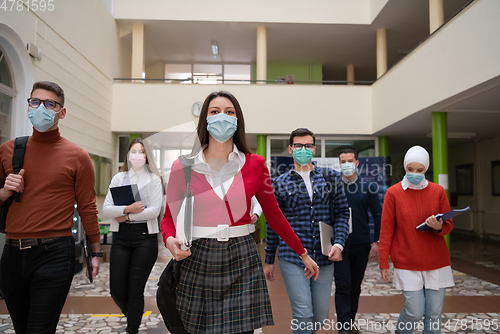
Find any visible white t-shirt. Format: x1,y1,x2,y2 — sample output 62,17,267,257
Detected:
297,170,313,201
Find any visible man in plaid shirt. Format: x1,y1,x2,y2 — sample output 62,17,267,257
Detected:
264,128,350,334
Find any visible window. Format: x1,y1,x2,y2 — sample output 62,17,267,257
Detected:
0,92,12,144
118,136,130,164
164,63,252,84
491,161,500,196
223,64,251,84
165,64,192,84
193,64,222,84
0,49,14,145
0,50,13,88
456,164,473,196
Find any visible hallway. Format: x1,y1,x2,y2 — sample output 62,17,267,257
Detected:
0,234,499,333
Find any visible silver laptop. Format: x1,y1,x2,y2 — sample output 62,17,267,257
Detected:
319,221,334,256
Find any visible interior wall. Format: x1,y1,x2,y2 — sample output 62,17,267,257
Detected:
449,142,475,231
0,0,128,220
449,135,500,237
480,136,500,236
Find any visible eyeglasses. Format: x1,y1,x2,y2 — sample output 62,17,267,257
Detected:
27,98,62,110
291,143,315,151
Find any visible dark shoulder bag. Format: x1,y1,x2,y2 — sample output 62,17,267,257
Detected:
156,155,193,334
0,136,29,233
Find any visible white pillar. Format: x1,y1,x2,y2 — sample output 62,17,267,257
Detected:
256,26,267,84
376,28,387,79
347,64,355,85
132,24,145,80
429,0,444,34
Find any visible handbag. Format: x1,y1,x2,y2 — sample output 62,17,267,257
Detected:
156,155,193,334
0,136,29,233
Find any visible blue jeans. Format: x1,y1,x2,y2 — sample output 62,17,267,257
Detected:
0,236,75,334
397,288,446,334
110,223,158,334
279,258,334,334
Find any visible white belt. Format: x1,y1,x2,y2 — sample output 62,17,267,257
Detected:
192,224,251,242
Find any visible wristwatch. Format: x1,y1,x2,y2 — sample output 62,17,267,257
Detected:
91,251,104,258
299,249,308,259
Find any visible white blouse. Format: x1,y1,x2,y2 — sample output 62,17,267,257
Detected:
102,168,163,234
190,144,246,199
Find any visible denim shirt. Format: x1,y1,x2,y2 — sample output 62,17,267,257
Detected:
265,162,349,267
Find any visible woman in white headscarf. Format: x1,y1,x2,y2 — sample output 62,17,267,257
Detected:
379,145,454,334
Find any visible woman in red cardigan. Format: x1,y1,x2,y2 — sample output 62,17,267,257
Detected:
379,145,454,334
161,91,319,334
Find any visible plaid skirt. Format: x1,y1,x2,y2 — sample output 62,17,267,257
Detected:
176,234,274,334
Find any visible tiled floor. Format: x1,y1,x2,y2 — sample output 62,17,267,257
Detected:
1,234,500,333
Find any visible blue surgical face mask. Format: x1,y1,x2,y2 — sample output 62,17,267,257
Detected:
28,105,60,132
293,147,314,166
340,162,356,177
405,172,425,185
206,113,238,143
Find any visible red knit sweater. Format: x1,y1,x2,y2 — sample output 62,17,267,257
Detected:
161,153,305,256
379,181,453,271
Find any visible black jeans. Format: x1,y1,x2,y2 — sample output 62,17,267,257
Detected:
110,223,158,334
0,236,75,334
333,240,371,332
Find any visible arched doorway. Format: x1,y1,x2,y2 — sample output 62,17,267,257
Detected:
0,23,34,249
0,23,35,140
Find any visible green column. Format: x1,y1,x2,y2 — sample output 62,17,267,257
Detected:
129,133,142,142
256,135,267,241
378,136,389,156
432,112,450,249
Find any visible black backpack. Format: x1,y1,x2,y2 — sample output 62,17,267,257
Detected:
0,136,29,233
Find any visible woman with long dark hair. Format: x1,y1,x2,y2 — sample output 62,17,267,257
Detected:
103,138,163,334
161,91,319,334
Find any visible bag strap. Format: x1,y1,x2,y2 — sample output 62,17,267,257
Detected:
178,155,194,188
12,136,29,202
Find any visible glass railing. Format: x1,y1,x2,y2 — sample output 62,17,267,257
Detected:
113,78,375,85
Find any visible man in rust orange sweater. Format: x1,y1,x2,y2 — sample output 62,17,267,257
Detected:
0,81,101,334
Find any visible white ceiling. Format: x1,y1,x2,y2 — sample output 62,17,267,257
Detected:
117,0,499,155
118,0,472,81
375,77,500,154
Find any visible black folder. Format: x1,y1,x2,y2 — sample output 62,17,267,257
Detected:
110,184,141,205
416,206,470,231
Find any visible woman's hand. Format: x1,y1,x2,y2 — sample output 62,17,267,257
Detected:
301,255,320,281
380,268,390,283
263,264,275,281
425,215,443,232
125,201,145,214
166,236,192,261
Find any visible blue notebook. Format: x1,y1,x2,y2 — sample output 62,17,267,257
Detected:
416,206,470,231
110,184,141,206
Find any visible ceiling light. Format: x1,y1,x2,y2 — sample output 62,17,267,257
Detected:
211,41,218,57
